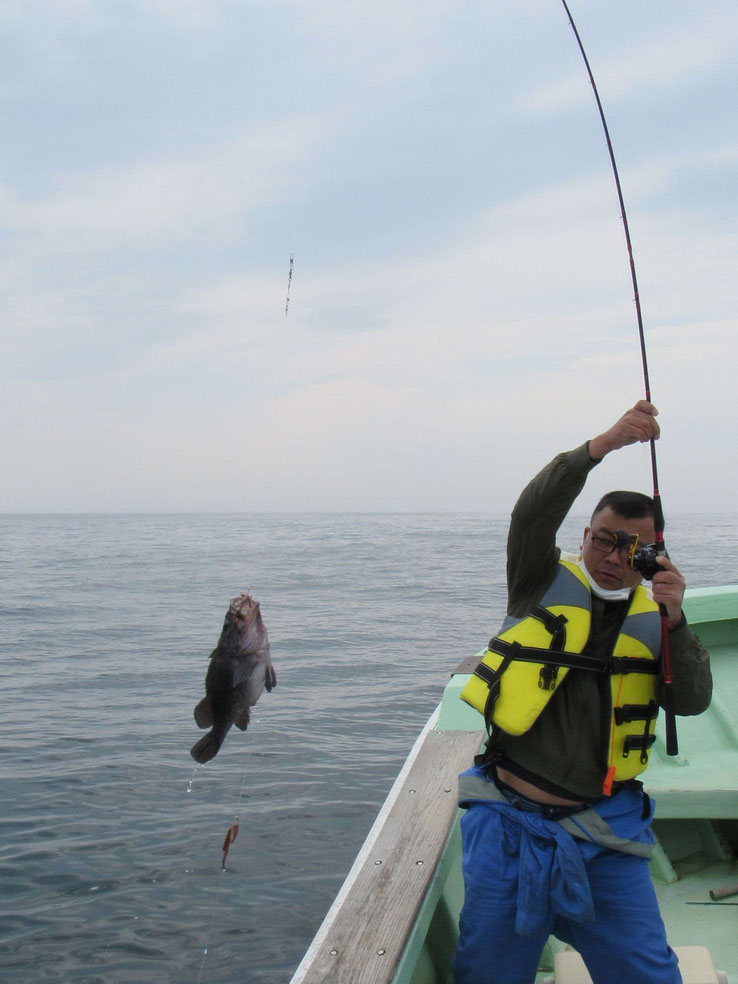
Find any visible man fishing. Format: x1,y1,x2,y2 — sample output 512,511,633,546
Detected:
454,400,712,984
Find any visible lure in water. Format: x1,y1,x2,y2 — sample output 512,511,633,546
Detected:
222,816,239,869
190,592,276,764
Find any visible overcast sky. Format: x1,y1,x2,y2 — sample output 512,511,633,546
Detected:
2,0,736,513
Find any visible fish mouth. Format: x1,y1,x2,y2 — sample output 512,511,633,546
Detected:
231,592,256,621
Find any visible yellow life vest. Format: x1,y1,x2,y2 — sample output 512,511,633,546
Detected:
460,557,662,792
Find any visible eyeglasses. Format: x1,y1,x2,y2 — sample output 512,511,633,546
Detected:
588,531,639,562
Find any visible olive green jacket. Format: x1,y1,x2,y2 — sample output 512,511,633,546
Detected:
485,442,712,801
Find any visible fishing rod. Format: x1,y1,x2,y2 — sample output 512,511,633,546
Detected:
559,0,678,755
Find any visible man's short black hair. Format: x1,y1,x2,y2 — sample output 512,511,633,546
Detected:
591,490,655,524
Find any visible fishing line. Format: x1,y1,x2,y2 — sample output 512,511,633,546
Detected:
189,586,268,979
189,752,258,982
559,0,677,754
190,778,242,984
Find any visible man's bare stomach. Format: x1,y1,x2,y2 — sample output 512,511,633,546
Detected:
495,766,585,808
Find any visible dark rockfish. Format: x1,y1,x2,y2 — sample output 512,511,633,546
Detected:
190,593,276,764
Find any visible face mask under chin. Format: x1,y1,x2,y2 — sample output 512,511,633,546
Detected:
577,554,634,601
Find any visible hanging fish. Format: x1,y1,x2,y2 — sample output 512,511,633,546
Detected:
190,592,276,764
222,817,239,869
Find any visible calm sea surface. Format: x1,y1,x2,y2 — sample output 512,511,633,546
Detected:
1,512,737,984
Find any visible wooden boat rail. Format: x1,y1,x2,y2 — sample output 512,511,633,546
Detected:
289,710,483,984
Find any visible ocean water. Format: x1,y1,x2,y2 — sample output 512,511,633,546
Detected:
1,512,737,984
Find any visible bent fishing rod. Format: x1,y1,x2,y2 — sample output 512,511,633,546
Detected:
560,0,678,755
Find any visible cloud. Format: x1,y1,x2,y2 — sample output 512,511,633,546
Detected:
129,147,734,405
1,0,735,512
2,115,329,251
513,6,738,117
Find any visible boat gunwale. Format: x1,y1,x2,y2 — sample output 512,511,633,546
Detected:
289,706,443,984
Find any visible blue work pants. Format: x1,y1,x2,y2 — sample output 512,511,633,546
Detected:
453,789,681,984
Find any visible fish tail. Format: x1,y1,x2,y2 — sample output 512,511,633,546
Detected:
190,729,227,764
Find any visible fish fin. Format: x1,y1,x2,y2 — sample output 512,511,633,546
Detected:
194,697,214,728
265,663,277,692
231,660,252,688
234,707,251,731
190,728,227,763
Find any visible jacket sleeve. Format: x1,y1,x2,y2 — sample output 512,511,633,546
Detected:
507,442,599,617
659,621,712,716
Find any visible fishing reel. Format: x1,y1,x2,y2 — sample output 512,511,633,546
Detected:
631,543,663,581
612,530,665,581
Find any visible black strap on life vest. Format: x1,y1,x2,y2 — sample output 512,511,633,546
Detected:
613,701,659,725
530,607,568,690
474,644,520,734
530,607,568,648
487,638,606,673
622,732,657,764
608,656,659,675
617,700,659,765
488,607,573,692
485,641,660,681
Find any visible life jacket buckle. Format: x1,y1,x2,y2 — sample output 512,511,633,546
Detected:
622,733,656,762
614,700,659,725
538,663,559,691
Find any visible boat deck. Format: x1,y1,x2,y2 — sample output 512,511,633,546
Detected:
656,855,737,973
